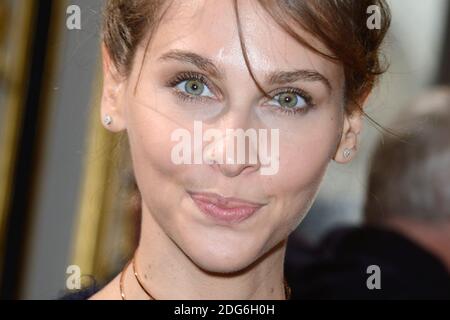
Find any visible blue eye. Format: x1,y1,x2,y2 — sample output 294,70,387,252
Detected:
269,92,307,108
266,89,314,115
175,79,214,98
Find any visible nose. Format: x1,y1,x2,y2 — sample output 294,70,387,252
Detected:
203,118,261,178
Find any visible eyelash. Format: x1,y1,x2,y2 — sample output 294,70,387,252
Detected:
166,72,215,104
269,87,315,116
165,71,315,115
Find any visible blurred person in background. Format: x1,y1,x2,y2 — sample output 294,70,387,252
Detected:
291,87,450,299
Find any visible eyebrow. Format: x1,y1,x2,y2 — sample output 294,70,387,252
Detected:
158,49,332,93
268,69,332,92
158,50,224,80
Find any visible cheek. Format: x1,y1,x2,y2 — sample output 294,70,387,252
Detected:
259,120,339,234
290,137,332,184
259,112,341,229
126,102,187,194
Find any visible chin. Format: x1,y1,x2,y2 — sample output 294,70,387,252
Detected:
181,235,266,274
191,252,255,274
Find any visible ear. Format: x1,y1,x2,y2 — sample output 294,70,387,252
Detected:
333,90,371,163
100,43,127,132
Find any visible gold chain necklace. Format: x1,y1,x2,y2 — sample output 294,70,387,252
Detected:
120,253,292,300
120,254,156,300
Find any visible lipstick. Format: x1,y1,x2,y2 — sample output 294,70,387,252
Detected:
188,191,264,224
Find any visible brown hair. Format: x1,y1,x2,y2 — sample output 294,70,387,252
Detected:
103,0,391,113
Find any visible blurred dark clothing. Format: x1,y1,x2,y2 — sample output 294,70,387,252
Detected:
285,231,315,296
59,283,100,300
287,226,450,300
60,226,450,300
58,274,102,300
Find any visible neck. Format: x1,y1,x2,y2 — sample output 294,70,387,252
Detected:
126,202,288,299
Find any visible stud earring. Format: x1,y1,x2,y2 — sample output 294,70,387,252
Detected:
343,148,352,159
103,114,113,126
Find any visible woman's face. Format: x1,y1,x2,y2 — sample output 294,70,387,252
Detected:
103,0,358,273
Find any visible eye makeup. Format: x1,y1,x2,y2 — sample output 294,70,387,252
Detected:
164,70,317,116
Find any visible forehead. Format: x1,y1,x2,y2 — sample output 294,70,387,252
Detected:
146,0,343,87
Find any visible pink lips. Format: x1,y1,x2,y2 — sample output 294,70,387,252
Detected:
188,191,264,224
